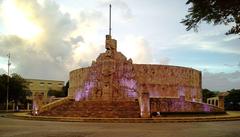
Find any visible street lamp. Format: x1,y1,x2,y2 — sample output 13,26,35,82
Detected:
6,53,11,111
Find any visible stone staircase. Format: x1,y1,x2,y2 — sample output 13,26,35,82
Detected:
39,100,140,118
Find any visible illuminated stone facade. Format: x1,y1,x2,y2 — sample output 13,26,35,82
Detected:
39,35,224,118
64,35,224,118
69,35,202,101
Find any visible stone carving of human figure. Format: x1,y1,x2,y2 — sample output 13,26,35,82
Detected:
105,35,117,57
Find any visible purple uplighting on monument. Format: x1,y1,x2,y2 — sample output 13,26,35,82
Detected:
32,102,38,115
191,88,197,102
75,90,84,101
203,104,210,112
120,78,136,89
149,91,161,98
83,81,95,93
178,86,185,97
75,80,96,101
120,78,137,98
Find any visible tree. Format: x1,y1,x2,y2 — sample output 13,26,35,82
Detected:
63,81,69,97
0,73,30,108
48,81,69,98
225,89,240,110
0,74,8,105
48,90,65,97
9,73,31,105
181,0,240,36
202,89,217,103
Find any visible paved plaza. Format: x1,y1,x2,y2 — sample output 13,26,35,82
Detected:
0,116,240,137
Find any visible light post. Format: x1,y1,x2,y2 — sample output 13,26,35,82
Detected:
6,53,11,111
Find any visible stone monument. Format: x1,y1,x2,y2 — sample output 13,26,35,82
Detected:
38,5,225,118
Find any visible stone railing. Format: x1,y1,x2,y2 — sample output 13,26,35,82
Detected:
39,97,70,114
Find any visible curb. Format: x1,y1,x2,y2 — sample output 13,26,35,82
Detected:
8,112,240,123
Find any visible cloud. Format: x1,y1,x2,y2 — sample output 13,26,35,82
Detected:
173,32,240,55
0,0,146,82
71,42,102,68
70,9,105,40
70,36,84,45
224,62,240,68
118,35,152,64
202,71,240,91
0,0,77,80
159,57,170,65
223,35,240,42
0,68,6,74
224,64,234,67
0,35,68,80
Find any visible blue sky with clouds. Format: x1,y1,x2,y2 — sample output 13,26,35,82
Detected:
0,0,239,91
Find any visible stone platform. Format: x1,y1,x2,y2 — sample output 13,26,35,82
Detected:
39,100,140,118
10,111,240,123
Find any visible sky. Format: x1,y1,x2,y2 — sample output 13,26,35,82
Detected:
0,0,239,91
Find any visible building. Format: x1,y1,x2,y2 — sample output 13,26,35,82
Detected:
26,79,64,99
207,92,229,109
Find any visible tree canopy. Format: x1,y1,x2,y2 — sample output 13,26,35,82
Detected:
225,89,240,110
181,0,240,36
63,81,69,97
47,90,65,97
47,81,69,97
202,88,217,103
0,73,31,106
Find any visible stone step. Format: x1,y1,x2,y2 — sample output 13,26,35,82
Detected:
40,100,141,118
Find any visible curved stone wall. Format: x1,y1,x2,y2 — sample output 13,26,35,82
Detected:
150,98,224,113
69,63,202,103
134,64,202,102
68,67,90,98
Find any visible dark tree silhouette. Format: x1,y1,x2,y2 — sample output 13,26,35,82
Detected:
63,81,69,97
181,0,240,36
0,73,31,108
47,90,65,97
48,81,69,97
225,89,240,110
202,89,217,103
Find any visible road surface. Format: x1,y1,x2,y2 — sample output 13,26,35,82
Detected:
0,116,240,137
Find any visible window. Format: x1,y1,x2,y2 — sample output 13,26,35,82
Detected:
29,82,33,86
40,82,44,86
216,100,218,106
48,83,52,87
58,83,63,87
212,100,214,105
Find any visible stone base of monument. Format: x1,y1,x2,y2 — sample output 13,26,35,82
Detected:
38,97,225,118
39,99,140,118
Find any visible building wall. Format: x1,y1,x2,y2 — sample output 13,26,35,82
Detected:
134,64,202,102
26,79,64,99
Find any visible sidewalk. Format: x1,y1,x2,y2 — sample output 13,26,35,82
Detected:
7,111,240,123
9,111,240,123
